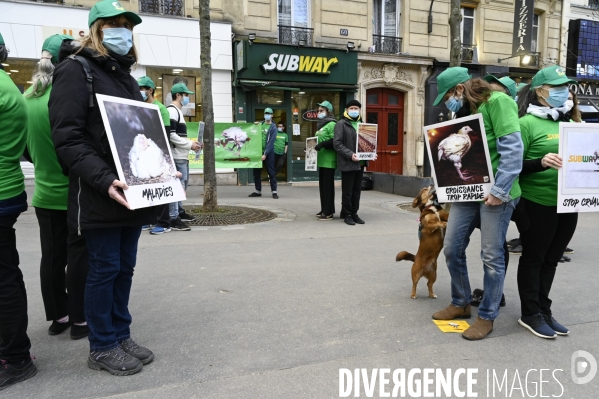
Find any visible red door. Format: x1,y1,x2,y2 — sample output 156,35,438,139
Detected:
365,88,404,175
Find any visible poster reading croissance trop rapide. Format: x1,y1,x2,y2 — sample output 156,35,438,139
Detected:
557,122,599,213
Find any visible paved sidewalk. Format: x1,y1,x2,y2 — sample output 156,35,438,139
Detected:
5,185,599,398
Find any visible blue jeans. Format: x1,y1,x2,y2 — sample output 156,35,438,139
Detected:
169,159,189,219
443,199,517,320
83,226,142,351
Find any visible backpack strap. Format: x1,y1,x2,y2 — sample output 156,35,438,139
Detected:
68,55,94,108
167,104,182,123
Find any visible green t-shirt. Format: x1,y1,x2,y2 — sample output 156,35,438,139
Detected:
153,99,170,127
0,70,28,201
273,132,288,155
316,121,337,169
518,114,559,206
476,91,522,200
24,84,69,210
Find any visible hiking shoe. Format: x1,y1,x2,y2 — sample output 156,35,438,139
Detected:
507,237,521,246
563,247,574,254
150,226,171,235
543,314,569,336
0,358,37,391
48,320,71,336
88,346,143,376
318,214,333,221
272,193,279,199
179,211,196,222
509,245,523,254
141,225,153,231
344,216,356,226
170,218,191,231
432,304,471,320
462,317,494,341
352,214,365,224
120,338,154,365
558,255,571,263
248,192,262,197
470,289,484,307
518,314,557,339
70,324,90,340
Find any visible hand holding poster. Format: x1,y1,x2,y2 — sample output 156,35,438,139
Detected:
423,114,495,203
305,137,318,171
96,94,186,210
557,122,599,213
356,123,378,160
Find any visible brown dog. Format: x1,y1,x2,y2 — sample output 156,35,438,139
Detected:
396,185,449,299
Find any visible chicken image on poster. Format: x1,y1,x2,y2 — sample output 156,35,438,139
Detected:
557,122,599,213
423,114,495,203
305,137,318,171
356,123,378,160
96,94,186,210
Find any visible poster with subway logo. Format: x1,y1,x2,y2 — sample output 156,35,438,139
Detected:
96,94,186,210
356,123,378,160
423,114,495,203
557,122,599,213
186,122,262,169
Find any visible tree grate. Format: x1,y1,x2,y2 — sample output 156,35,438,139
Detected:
183,205,277,226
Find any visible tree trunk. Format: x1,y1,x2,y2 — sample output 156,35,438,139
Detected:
199,0,217,211
449,0,462,67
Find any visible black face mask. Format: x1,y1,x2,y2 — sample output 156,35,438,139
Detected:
455,101,472,119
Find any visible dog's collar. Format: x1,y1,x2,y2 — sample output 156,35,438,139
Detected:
424,204,440,211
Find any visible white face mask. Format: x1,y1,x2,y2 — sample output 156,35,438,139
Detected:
564,100,574,112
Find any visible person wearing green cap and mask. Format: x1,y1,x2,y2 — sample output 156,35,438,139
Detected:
0,31,38,391
23,33,92,343
314,100,337,220
249,108,279,198
50,1,155,376
514,66,578,340
431,67,523,341
484,75,518,100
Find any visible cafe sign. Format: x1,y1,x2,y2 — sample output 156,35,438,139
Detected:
262,54,339,74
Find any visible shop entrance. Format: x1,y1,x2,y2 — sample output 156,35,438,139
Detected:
365,88,404,175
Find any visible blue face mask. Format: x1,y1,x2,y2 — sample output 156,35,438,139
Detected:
265,114,272,121
445,95,464,113
317,112,326,119
140,91,148,101
543,86,569,108
348,110,360,119
277,127,283,132
102,28,133,56
181,96,190,107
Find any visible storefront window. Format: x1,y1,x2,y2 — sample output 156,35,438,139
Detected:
256,88,284,104
144,66,203,122
4,59,38,93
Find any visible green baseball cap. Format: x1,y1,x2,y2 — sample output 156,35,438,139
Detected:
0,33,4,46
483,75,517,99
531,66,576,88
88,1,142,28
433,67,471,106
317,101,333,112
264,107,273,114
42,34,74,64
137,76,155,90
171,82,194,94
516,83,528,93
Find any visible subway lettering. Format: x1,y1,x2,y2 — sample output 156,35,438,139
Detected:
262,53,338,74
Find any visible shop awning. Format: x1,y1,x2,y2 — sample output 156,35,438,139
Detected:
237,79,357,91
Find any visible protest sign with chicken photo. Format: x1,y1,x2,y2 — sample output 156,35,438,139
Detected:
423,114,495,203
96,94,186,210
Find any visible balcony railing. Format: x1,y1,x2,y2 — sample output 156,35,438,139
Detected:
461,43,477,63
278,25,314,46
371,34,402,54
139,0,184,16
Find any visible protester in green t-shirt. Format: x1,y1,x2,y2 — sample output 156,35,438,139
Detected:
273,122,288,175
515,66,578,339
431,67,523,341
314,101,337,220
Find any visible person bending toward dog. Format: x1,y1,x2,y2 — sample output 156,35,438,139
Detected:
431,67,523,341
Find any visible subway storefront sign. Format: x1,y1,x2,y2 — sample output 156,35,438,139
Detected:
236,41,357,85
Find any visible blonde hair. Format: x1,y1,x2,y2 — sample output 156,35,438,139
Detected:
77,16,138,61
26,50,54,98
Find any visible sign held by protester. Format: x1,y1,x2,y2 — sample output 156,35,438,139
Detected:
356,123,378,161
96,94,186,210
423,114,495,203
557,122,599,213
305,137,318,171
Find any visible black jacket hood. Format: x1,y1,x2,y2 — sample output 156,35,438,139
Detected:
317,116,337,130
58,41,136,72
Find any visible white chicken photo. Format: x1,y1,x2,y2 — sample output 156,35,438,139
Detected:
129,134,173,180
437,126,473,181
220,127,251,157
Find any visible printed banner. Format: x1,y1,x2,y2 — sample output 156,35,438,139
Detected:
186,122,263,169
96,94,186,210
423,114,495,203
356,123,378,161
305,137,318,171
557,122,599,213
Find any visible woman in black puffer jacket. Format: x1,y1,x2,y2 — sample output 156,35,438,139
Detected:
50,1,155,376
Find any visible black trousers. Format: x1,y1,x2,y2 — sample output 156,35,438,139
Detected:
341,168,363,216
274,153,286,175
517,199,578,316
156,204,170,228
0,213,31,363
35,207,88,323
319,167,336,215
253,153,277,192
